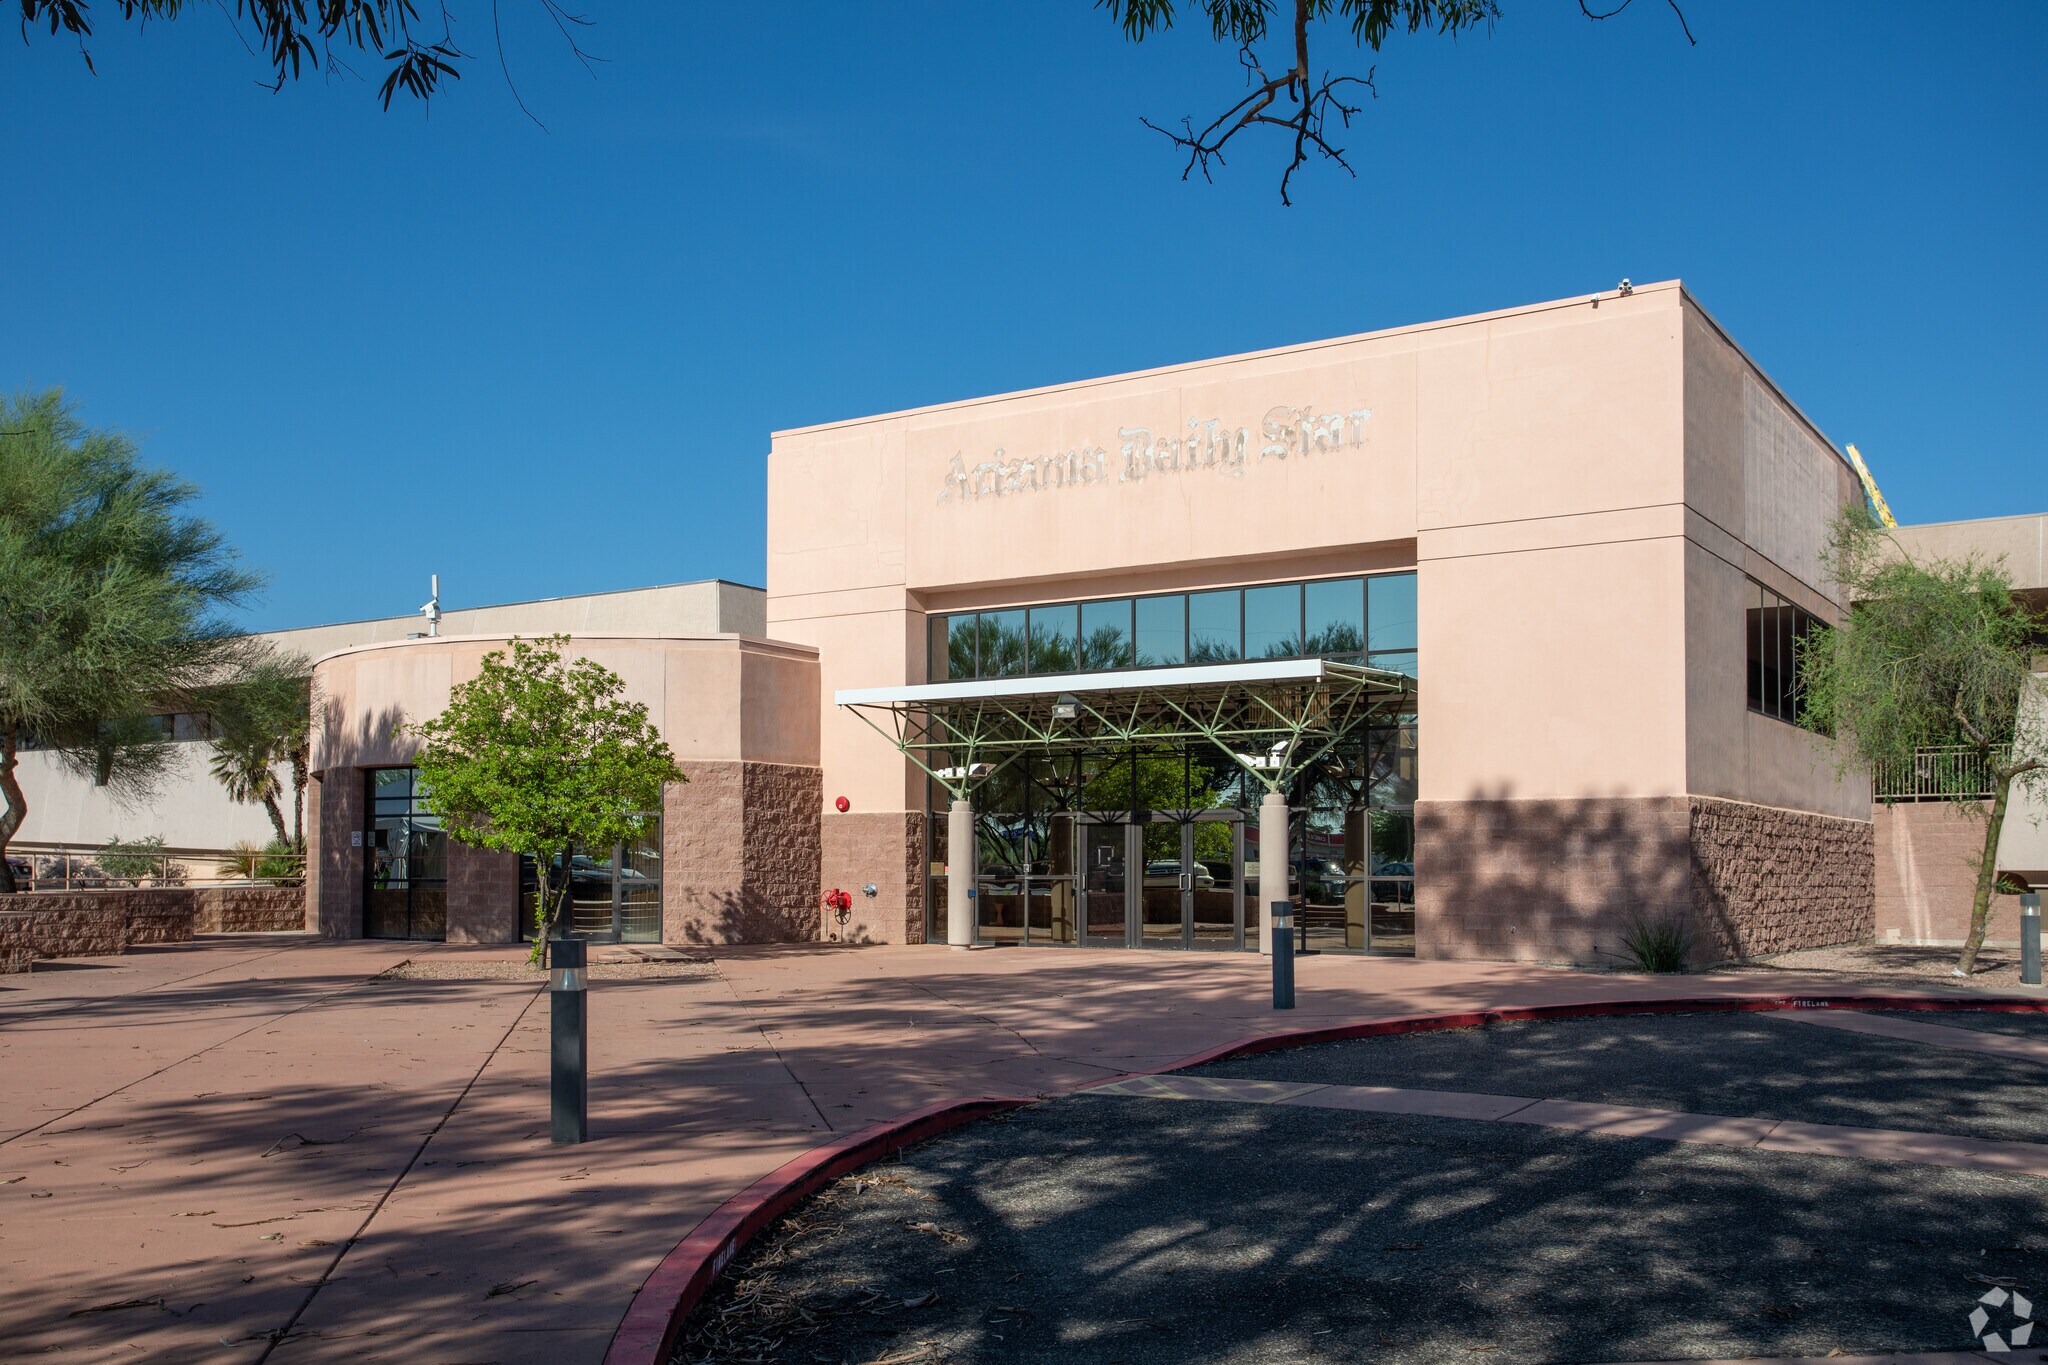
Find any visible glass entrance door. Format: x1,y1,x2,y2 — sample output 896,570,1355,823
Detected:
1063,816,1248,950
1135,817,1244,950
1139,823,1185,946
1081,821,1130,945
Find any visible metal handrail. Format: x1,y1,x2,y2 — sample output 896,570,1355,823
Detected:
1873,745,2005,802
5,846,308,892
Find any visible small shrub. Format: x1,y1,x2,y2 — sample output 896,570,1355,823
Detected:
217,839,301,885
1619,912,1693,973
100,835,168,884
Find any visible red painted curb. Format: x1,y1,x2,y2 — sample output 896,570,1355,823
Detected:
602,1094,1032,1365
606,990,2047,1364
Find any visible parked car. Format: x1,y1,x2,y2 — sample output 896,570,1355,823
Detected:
1294,856,1347,903
1142,860,1217,891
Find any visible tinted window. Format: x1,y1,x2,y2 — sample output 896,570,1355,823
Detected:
1135,595,1186,667
1244,583,1302,660
948,615,980,681
980,609,1027,678
1188,589,1242,662
1368,574,1418,653
928,614,951,682
1080,598,1135,670
1027,604,1078,674
1305,578,1364,656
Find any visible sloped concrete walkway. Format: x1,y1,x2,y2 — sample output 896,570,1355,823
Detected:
0,936,2018,1363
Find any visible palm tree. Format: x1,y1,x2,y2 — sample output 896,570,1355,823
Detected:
202,647,313,852
209,729,289,847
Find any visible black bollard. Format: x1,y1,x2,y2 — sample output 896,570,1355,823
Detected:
1271,900,1295,1010
550,936,589,1144
2023,893,2042,989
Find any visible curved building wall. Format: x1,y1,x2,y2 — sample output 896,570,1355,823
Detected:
307,633,821,946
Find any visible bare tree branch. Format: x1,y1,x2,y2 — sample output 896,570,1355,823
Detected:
1578,0,1696,46
1137,2,1383,206
1115,0,1693,203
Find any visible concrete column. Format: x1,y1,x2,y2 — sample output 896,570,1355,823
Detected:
947,797,974,949
1259,789,1289,956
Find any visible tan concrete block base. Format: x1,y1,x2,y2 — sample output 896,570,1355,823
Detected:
1689,795,1873,959
664,760,823,946
1417,794,1875,967
192,886,309,932
819,810,923,944
1876,800,2026,945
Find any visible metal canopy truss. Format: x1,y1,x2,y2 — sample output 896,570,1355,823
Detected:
836,658,1414,800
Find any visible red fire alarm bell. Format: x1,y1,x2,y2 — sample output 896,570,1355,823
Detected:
834,795,850,813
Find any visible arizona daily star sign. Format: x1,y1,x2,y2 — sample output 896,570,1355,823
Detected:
937,403,1373,504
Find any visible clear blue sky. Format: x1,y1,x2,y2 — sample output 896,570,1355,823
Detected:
6,2,2044,631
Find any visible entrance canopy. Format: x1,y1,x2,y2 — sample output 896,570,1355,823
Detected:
837,657,1413,799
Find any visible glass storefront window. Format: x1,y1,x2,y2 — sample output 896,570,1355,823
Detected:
946,615,979,682
928,571,1414,680
366,767,446,941
1188,589,1242,662
1369,573,1418,654
1080,599,1135,670
1244,583,1302,661
1135,595,1185,666
520,814,663,944
980,609,1027,678
1305,577,1365,656
923,720,1419,957
1027,604,1078,674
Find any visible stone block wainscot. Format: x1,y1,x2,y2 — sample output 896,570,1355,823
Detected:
0,886,306,971
1416,796,1873,967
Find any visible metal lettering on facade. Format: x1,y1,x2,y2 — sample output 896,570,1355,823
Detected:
935,403,1373,505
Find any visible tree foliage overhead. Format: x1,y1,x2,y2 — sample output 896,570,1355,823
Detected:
404,634,682,957
17,0,595,118
1800,507,2047,975
0,390,263,892
1100,0,1692,203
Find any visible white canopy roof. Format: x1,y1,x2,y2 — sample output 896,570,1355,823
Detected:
834,657,1359,708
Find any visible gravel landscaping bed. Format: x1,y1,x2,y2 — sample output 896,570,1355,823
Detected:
1724,942,2031,992
1197,1011,2048,1144
672,1090,2048,1365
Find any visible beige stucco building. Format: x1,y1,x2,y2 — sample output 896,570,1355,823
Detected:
770,280,1884,965
34,285,2042,963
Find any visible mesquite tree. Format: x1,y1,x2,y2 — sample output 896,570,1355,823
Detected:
1800,508,2047,976
0,390,262,893
405,635,682,961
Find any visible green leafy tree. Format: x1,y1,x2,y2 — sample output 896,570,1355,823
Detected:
1102,0,1692,203
0,390,262,893
100,833,171,884
404,635,683,960
203,648,315,851
1801,509,2048,976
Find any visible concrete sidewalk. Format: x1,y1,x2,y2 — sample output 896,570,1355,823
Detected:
0,935,2007,1363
